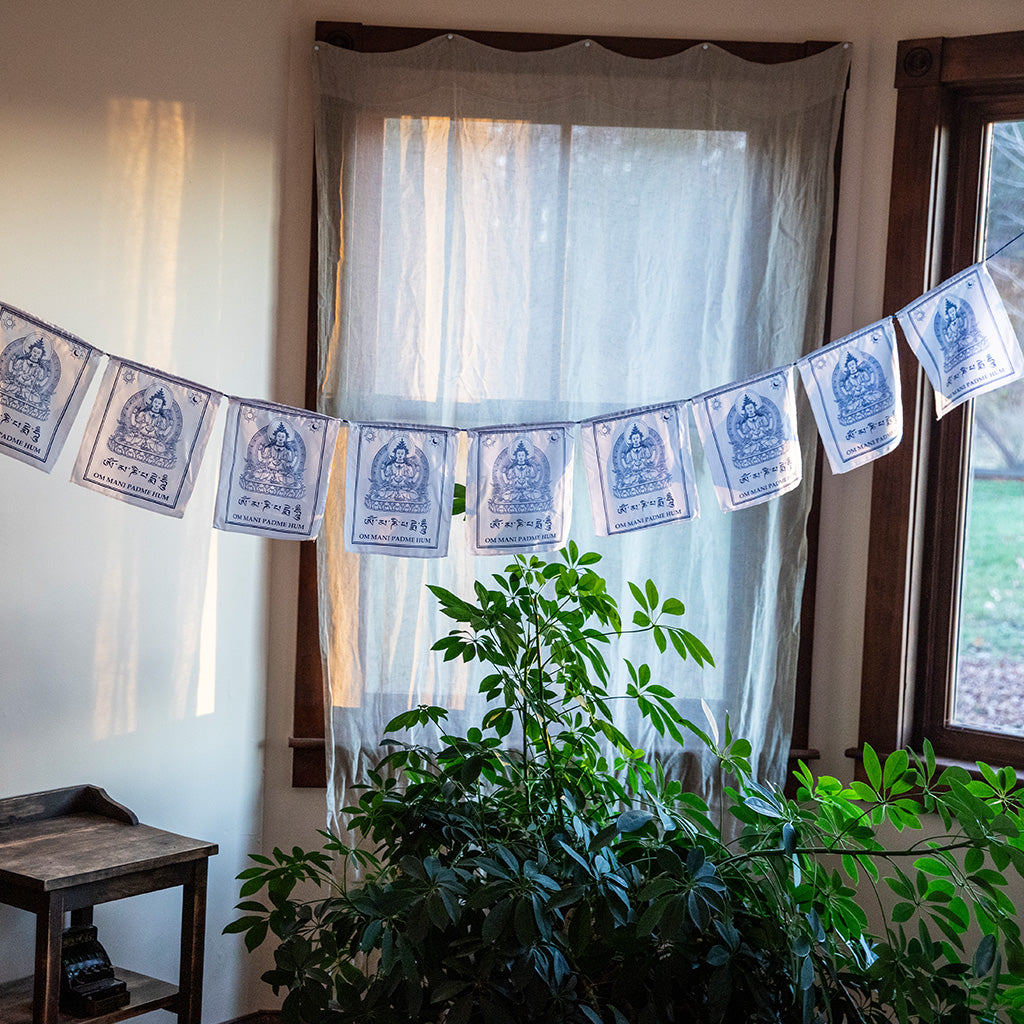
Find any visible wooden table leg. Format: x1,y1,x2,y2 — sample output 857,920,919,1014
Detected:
32,894,64,1024
177,861,208,1024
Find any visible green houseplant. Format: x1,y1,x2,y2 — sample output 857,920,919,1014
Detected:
229,545,1024,1023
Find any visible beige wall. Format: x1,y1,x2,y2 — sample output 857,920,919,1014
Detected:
1,0,1022,1019
0,0,288,1014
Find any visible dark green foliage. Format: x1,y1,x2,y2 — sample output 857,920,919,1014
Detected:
228,546,1024,1023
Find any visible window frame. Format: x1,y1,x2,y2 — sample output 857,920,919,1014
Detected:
857,31,1024,771
290,21,844,787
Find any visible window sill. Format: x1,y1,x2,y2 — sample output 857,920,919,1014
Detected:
845,745,1024,782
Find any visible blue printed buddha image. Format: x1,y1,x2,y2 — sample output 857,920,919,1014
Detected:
489,437,552,514
832,349,894,425
240,421,306,499
365,435,430,513
726,391,788,469
934,293,987,371
0,331,60,420
611,421,670,498
107,383,182,469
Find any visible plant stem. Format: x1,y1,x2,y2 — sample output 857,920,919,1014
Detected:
724,839,978,868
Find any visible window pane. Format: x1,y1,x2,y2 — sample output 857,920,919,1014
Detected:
371,117,748,417
953,120,1024,736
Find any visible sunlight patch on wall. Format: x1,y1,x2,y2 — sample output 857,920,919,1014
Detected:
102,98,193,367
195,530,218,717
91,531,140,740
167,482,220,721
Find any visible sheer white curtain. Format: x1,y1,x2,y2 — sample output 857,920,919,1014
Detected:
312,36,850,827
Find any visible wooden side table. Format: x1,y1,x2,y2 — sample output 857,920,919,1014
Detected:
0,786,218,1024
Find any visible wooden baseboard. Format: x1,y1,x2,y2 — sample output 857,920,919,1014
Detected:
219,1012,281,1024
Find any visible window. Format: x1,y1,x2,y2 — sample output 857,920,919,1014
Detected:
858,31,1024,769
293,23,848,796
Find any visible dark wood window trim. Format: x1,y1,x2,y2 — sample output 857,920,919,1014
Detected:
290,22,845,787
855,31,1024,773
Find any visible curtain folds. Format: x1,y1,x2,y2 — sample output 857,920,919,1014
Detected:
312,35,850,829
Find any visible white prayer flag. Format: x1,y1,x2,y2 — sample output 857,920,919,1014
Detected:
0,303,103,472
71,358,221,517
692,367,802,512
213,398,340,540
797,318,902,474
344,422,459,557
580,402,699,536
466,423,574,555
896,262,1024,418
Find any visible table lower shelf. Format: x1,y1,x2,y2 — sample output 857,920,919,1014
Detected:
0,969,177,1024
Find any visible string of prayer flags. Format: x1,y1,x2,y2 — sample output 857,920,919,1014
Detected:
797,318,903,474
5,240,1024,545
466,423,574,555
896,262,1024,418
71,358,221,517
580,402,699,536
692,367,802,512
0,303,103,472
213,398,340,540
344,422,460,557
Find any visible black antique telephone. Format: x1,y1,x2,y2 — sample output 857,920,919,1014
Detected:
60,925,130,1017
